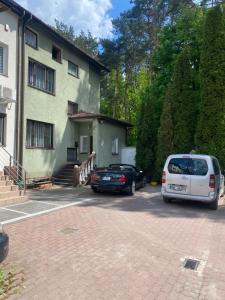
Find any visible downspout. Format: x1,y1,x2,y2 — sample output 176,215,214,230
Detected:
16,11,32,165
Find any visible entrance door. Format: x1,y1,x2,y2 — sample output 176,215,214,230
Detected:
90,136,93,154
67,148,77,162
0,113,6,146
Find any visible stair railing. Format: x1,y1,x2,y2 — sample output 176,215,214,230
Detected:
0,145,27,193
79,151,96,184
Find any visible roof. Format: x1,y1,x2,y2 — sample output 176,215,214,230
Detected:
0,0,109,72
69,112,133,128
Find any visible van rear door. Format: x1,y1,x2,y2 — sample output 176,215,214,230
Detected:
189,158,209,197
166,157,191,195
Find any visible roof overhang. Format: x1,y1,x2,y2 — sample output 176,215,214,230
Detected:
69,112,133,128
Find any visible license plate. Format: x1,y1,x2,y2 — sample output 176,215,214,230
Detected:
102,176,111,181
169,184,186,192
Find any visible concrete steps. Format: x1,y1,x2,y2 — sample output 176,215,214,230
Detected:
0,170,26,206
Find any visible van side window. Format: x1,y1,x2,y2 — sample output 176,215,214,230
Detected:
168,158,190,175
191,159,208,176
212,158,220,175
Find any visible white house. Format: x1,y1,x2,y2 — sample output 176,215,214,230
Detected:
0,4,18,159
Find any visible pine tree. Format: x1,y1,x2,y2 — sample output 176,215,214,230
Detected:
196,5,225,168
171,49,199,154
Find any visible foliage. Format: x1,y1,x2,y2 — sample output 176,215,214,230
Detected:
196,5,225,168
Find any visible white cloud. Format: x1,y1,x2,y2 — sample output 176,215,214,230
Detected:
17,0,113,38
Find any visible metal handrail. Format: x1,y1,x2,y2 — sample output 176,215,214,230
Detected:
0,145,27,193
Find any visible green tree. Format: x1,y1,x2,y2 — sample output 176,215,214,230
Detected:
196,5,225,168
171,49,199,153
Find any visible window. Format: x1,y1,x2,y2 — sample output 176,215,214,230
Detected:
0,44,8,75
168,158,190,175
26,120,53,149
212,158,220,175
190,159,208,176
68,61,79,78
80,136,88,153
28,59,55,94
25,28,38,49
0,114,6,146
52,46,61,63
67,101,78,115
112,138,119,155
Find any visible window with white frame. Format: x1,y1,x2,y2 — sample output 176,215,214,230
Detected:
0,44,8,75
28,59,55,94
25,28,38,49
112,138,119,155
26,119,53,149
80,136,89,153
68,61,79,78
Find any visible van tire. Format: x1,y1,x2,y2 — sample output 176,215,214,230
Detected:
209,197,218,210
163,196,171,203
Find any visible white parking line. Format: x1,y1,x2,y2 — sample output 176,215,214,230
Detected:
1,198,93,225
29,200,61,206
0,207,28,215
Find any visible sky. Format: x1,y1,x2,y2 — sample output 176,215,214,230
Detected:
16,0,132,39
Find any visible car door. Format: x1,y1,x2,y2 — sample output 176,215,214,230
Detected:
166,157,191,195
189,157,210,197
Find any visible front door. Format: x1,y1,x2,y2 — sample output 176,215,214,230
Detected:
67,148,77,162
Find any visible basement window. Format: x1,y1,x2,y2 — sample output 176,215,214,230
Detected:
52,46,61,63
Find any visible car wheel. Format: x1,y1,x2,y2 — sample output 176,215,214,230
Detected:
141,177,146,188
209,197,218,210
128,181,135,196
163,196,171,203
92,187,100,193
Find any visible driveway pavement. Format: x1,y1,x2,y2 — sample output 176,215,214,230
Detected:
3,186,225,300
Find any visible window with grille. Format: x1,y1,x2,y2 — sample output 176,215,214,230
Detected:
26,119,53,149
28,59,55,94
68,61,79,78
25,28,38,49
112,138,119,155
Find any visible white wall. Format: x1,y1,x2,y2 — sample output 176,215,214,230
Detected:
121,147,136,166
0,9,18,158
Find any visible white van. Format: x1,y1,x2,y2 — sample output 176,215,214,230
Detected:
161,154,222,210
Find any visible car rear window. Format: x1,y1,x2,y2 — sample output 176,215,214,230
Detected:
168,158,190,175
212,158,220,175
191,159,208,176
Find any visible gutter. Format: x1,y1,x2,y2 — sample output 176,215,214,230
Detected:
15,9,32,164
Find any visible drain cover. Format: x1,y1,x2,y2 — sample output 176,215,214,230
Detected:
184,258,200,270
60,227,79,234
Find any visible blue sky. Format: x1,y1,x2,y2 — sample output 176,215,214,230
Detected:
17,0,132,39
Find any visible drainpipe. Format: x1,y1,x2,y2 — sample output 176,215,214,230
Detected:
16,11,32,165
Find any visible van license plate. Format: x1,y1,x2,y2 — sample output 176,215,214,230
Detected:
102,177,111,181
169,184,186,192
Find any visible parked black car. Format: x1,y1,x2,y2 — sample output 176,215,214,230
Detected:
91,164,146,195
0,226,8,263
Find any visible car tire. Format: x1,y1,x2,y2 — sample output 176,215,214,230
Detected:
209,197,218,210
141,177,146,188
128,181,135,196
92,187,100,193
163,196,171,203
0,233,9,263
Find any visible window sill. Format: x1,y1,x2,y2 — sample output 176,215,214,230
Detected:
68,72,79,79
26,43,38,50
52,58,62,64
26,147,54,150
28,84,55,96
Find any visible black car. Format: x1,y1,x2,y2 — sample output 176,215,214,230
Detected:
91,164,146,195
0,225,8,263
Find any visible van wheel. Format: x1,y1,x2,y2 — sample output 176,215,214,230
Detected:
209,197,218,210
163,196,171,203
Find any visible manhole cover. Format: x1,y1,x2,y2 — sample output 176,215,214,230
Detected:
60,227,79,234
184,258,200,270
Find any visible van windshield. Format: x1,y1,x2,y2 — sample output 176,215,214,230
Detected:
168,158,208,176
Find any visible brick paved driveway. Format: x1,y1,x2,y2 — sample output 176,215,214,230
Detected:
4,186,225,300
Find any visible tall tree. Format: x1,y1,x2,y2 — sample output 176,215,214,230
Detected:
196,5,225,168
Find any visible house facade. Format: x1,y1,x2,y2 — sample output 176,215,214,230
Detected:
0,4,18,160
0,0,132,180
